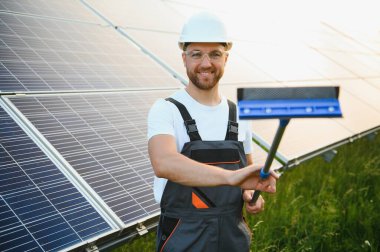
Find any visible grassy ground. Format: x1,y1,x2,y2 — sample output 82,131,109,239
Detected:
113,133,380,252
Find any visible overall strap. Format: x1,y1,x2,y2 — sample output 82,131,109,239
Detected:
225,100,239,141
165,98,202,141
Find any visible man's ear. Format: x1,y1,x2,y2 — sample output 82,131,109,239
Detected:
224,52,229,64
182,52,186,67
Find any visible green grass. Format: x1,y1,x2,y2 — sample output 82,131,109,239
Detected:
113,133,380,252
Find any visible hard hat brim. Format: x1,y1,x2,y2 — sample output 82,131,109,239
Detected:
178,42,232,51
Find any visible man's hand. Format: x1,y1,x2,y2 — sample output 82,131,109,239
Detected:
228,165,279,192
243,190,265,214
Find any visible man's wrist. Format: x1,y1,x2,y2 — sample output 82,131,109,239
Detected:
222,169,234,186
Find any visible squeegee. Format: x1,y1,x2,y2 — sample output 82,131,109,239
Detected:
237,86,343,203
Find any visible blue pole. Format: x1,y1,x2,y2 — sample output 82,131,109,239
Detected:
250,119,290,204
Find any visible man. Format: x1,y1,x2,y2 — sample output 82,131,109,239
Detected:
148,11,278,252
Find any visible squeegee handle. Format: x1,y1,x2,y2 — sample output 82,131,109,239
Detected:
250,119,290,204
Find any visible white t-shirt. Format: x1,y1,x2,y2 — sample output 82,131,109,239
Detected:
147,88,253,203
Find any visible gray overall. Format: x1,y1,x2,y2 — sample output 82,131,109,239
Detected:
156,98,251,252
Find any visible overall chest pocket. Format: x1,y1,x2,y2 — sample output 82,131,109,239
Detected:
190,148,241,166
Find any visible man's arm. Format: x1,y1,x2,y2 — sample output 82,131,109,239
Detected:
148,134,278,191
245,153,254,166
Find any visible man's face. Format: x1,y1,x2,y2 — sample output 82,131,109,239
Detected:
182,43,228,91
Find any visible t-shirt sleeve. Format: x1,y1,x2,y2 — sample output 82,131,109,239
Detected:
240,120,253,154
147,98,175,140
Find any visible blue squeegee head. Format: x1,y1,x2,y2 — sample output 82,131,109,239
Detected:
237,86,343,119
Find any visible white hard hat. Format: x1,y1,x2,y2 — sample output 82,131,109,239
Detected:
178,11,232,51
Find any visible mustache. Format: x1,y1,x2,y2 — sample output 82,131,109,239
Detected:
196,66,215,72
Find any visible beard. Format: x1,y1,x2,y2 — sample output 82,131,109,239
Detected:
186,66,224,90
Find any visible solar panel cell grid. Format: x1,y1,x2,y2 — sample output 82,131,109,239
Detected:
9,91,172,224
0,0,103,24
0,196,44,252
0,106,113,251
0,13,180,92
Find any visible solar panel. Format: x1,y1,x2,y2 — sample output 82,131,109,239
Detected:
0,0,103,23
366,78,380,89
317,22,380,54
8,90,174,225
315,50,380,77
0,105,115,252
84,0,183,32
0,12,180,93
